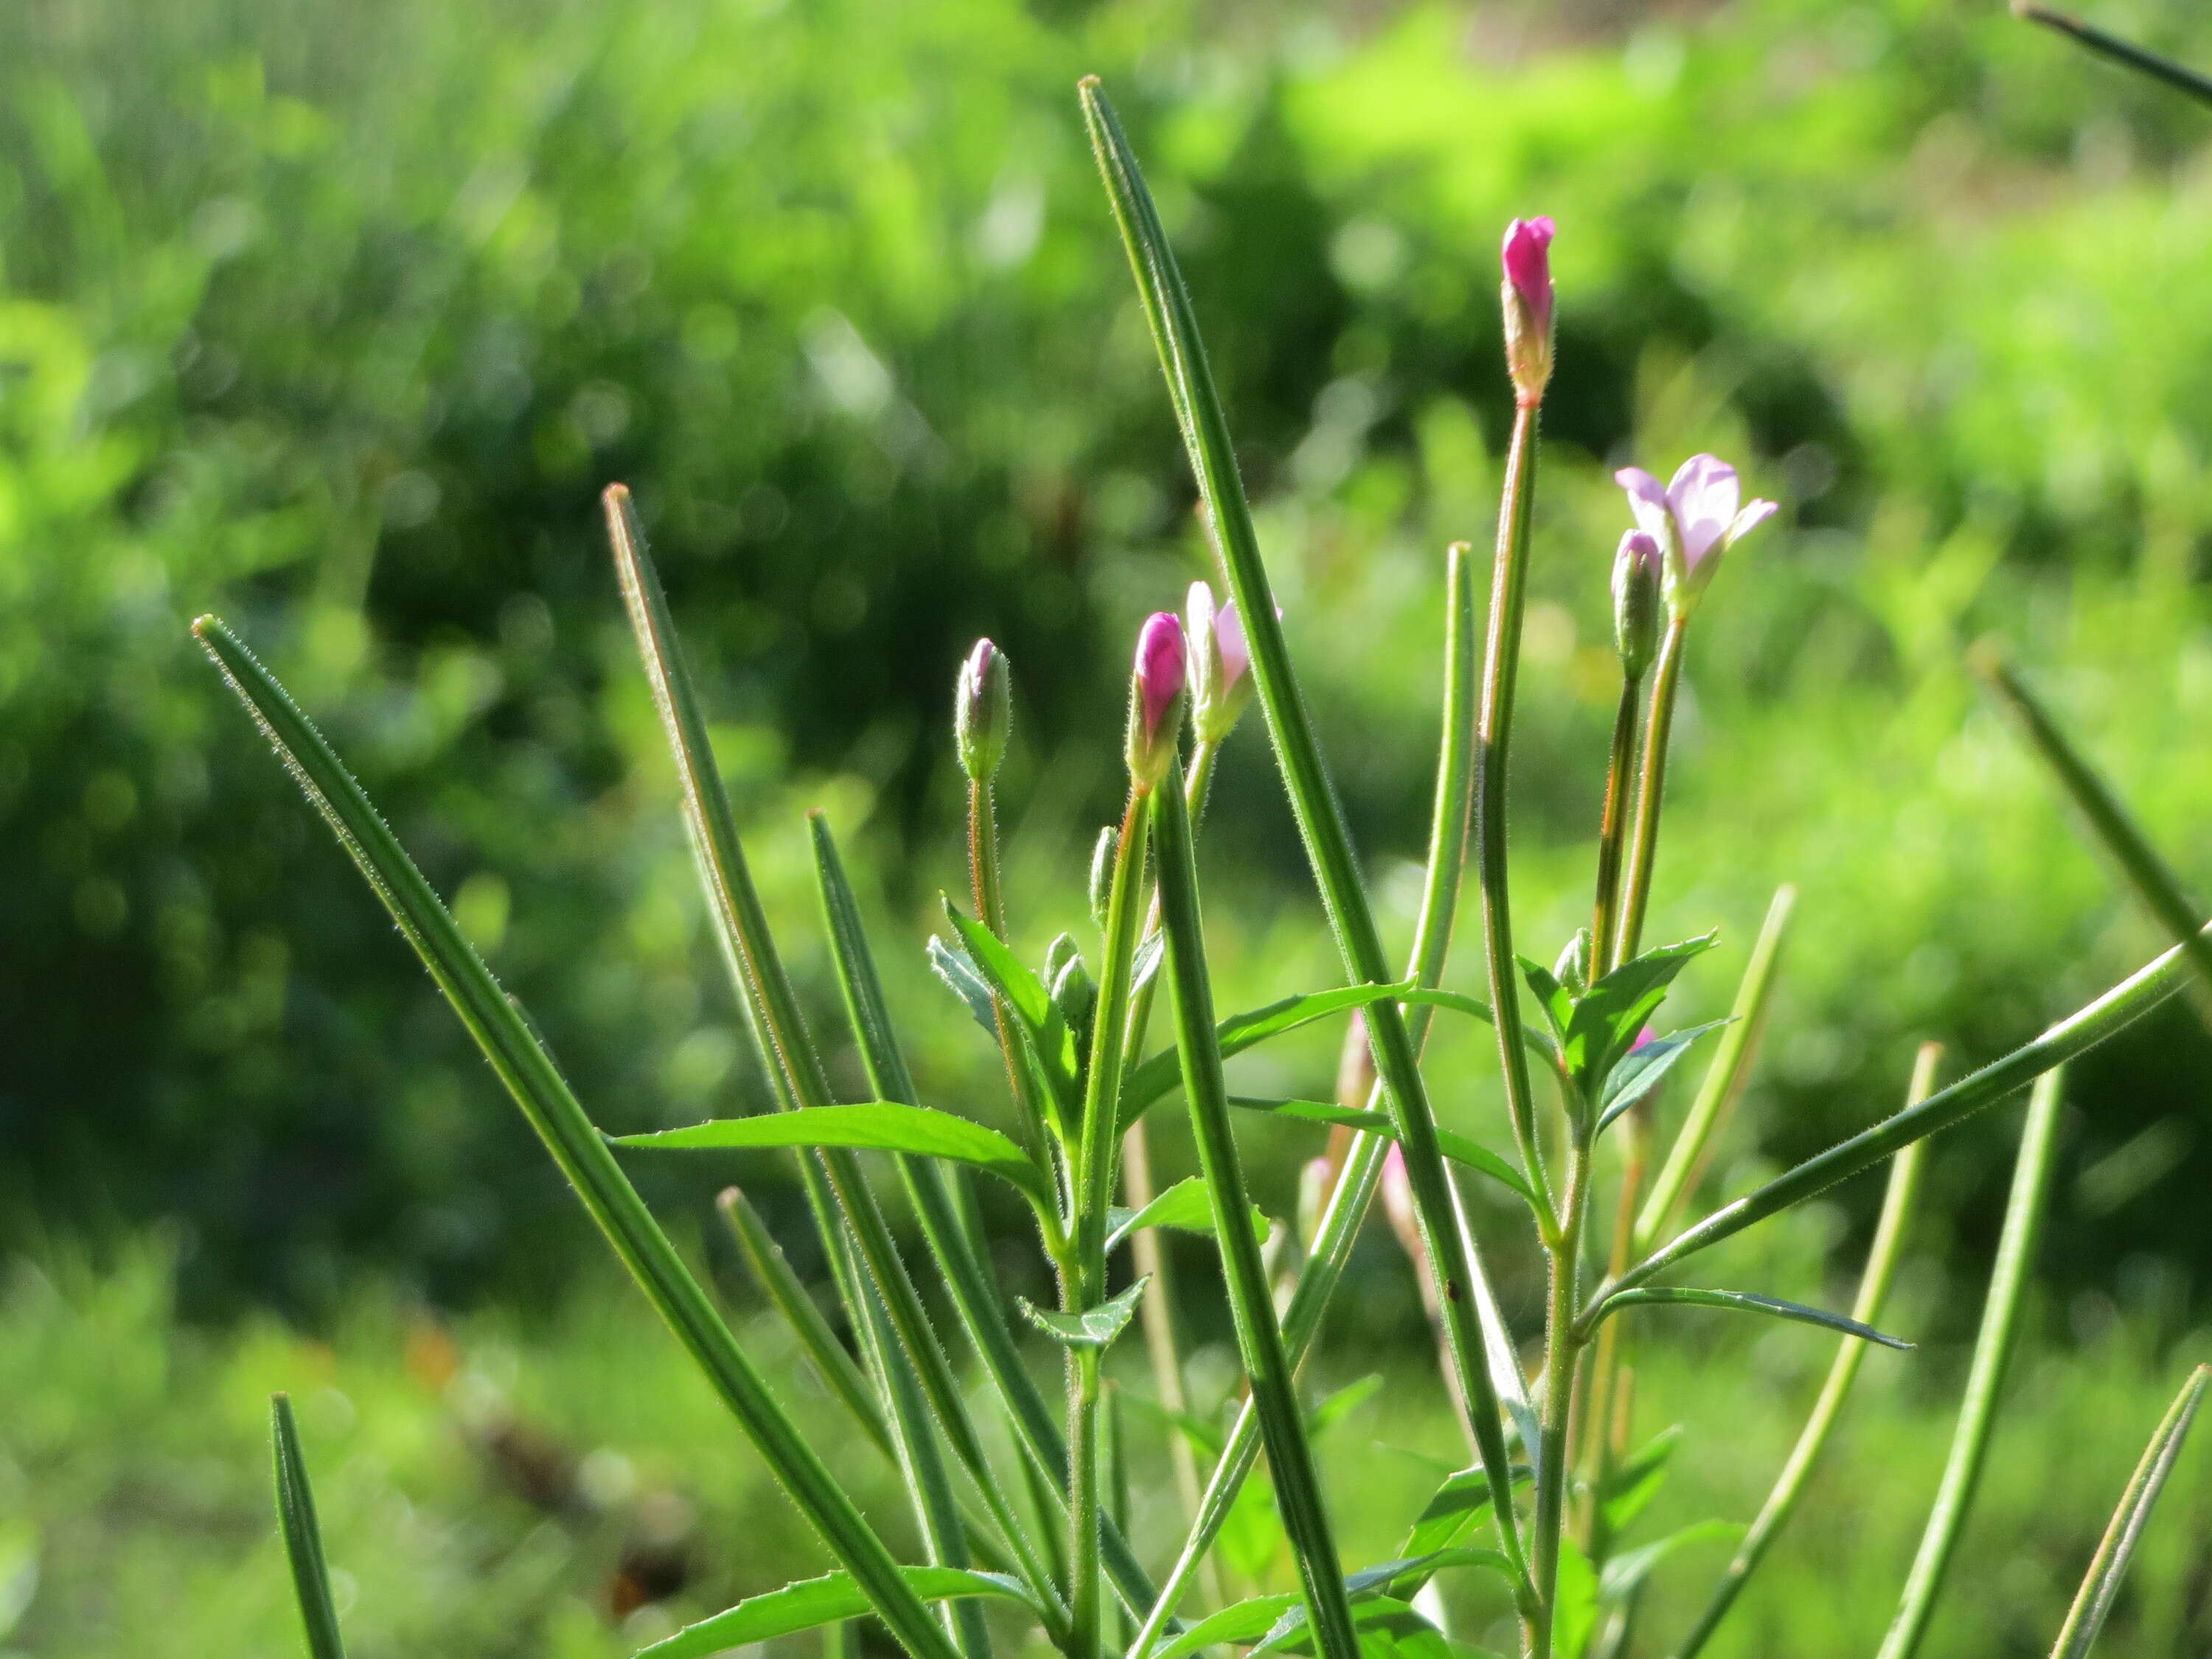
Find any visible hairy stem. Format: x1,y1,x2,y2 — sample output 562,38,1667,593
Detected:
1613,617,1690,965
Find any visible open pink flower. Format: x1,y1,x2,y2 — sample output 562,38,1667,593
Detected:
1186,580,1259,741
1613,454,1777,608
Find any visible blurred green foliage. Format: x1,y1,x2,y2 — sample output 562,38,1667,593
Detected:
4,1239,2205,1657
5,0,2212,1319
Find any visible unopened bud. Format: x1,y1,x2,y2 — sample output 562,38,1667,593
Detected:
1500,216,1557,406
954,639,1012,782
1046,933,1096,1047
1124,611,1187,790
1554,930,1591,995
1612,532,1661,680
1186,581,1257,743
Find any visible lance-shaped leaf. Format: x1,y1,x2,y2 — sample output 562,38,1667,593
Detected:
1591,1287,1913,1352
613,1104,1055,1213
1396,1462,1535,1562
1106,1176,1267,1254
1020,1277,1151,1349
944,902,1083,1118
193,616,961,1659
1595,1020,1731,1133
928,936,1002,1038
271,1394,347,1659
1600,1425,1680,1537
1597,1520,1740,1605
2046,1363,2210,1659
635,1568,1044,1659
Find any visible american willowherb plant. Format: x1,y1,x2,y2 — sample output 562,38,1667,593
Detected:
214,15,2208,1659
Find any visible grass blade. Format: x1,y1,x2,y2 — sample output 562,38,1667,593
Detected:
1081,77,1528,1595
1152,778,1361,1659
2014,1,2212,106
1669,1044,1937,1659
1616,919,2204,1297
1972,641,2212,1018
1591,1288,1913,1352
1635,885,1796,1253
604,487,1071,1622
2048,1363,2211,1658
270,1394,347,1659
1874,1066,2065,1659
719,1188,897,1461
195,616,960,1659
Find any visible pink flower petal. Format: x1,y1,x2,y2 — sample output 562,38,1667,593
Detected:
1615,467,1674,545
1668,454,1739,566
1214,597,1251,688
1133,611,1186,742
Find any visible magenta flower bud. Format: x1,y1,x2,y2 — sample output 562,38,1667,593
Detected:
1124,611,1187,790
1611,531,1662,679
953,638,1012,782
1186,581,1257,742
1380,1144,1425,1271
1615,453,1778,616
1500,215,1557,405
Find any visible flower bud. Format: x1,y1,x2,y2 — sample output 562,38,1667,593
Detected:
1186,581,1256,743
1046,932,1096,1048
1381,1145,1426,1272
1124,611,1187,790
954,638,1012,782
1611,531,1661,680
1500,216,1557,406
1553,929,1591,996
1088,824,1116,928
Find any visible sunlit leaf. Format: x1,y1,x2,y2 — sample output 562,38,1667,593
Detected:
1018,1275,1151,1349
1105,1175,1266,1254
633,1567,1040,1659
1596,1020,1732,1133
1596,1287,1913,1351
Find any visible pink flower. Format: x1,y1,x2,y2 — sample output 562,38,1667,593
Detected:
1500,216,1558,404
1501,217,1556,331
1613,453,1777,611
1124,611,1187,787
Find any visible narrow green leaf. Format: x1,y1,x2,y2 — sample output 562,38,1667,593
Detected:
944,905,1082,1119
1119,981,1414,1128
1600,1426,1680,1536
1596,1021,1731,1133
1876,1068,2065,1659
2015,2,2212,107
1106,1175,1267,1254
615,1105,1054,1211
1553,1540,1600,1659
1254,1554,1510,1655
2048,1363,2211,1659
928,937,1002,1038
1306,1374,1383,1441
1973,643,2212,1020
635,1568,1040,1659
1595,1287,1913,1352
1019,1276,1151,1349
1598,1520,1739,1604
1517,956,1576,1043
1396,1463,1535,1562
1226,1099,1535,1206
1143,1593,1302,1659
270,1394,347,1659
195,615,959,1659
1563,933,1719,1086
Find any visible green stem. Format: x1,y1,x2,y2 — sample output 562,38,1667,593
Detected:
1152,777,1362,1659
271,1394,348,1659
1875,1066,2064,1659
1590,675,1645,980
1633,885,1798,1256
2014,1,2212,107
1129,542,1492,1652
1669,1045,1938,1659
1475,400,1558,1222
1531,1135,1593,1659
1069,1348,1105,1659
193,616,962,1659
973,775,1062,1172
1613,617,1688,966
